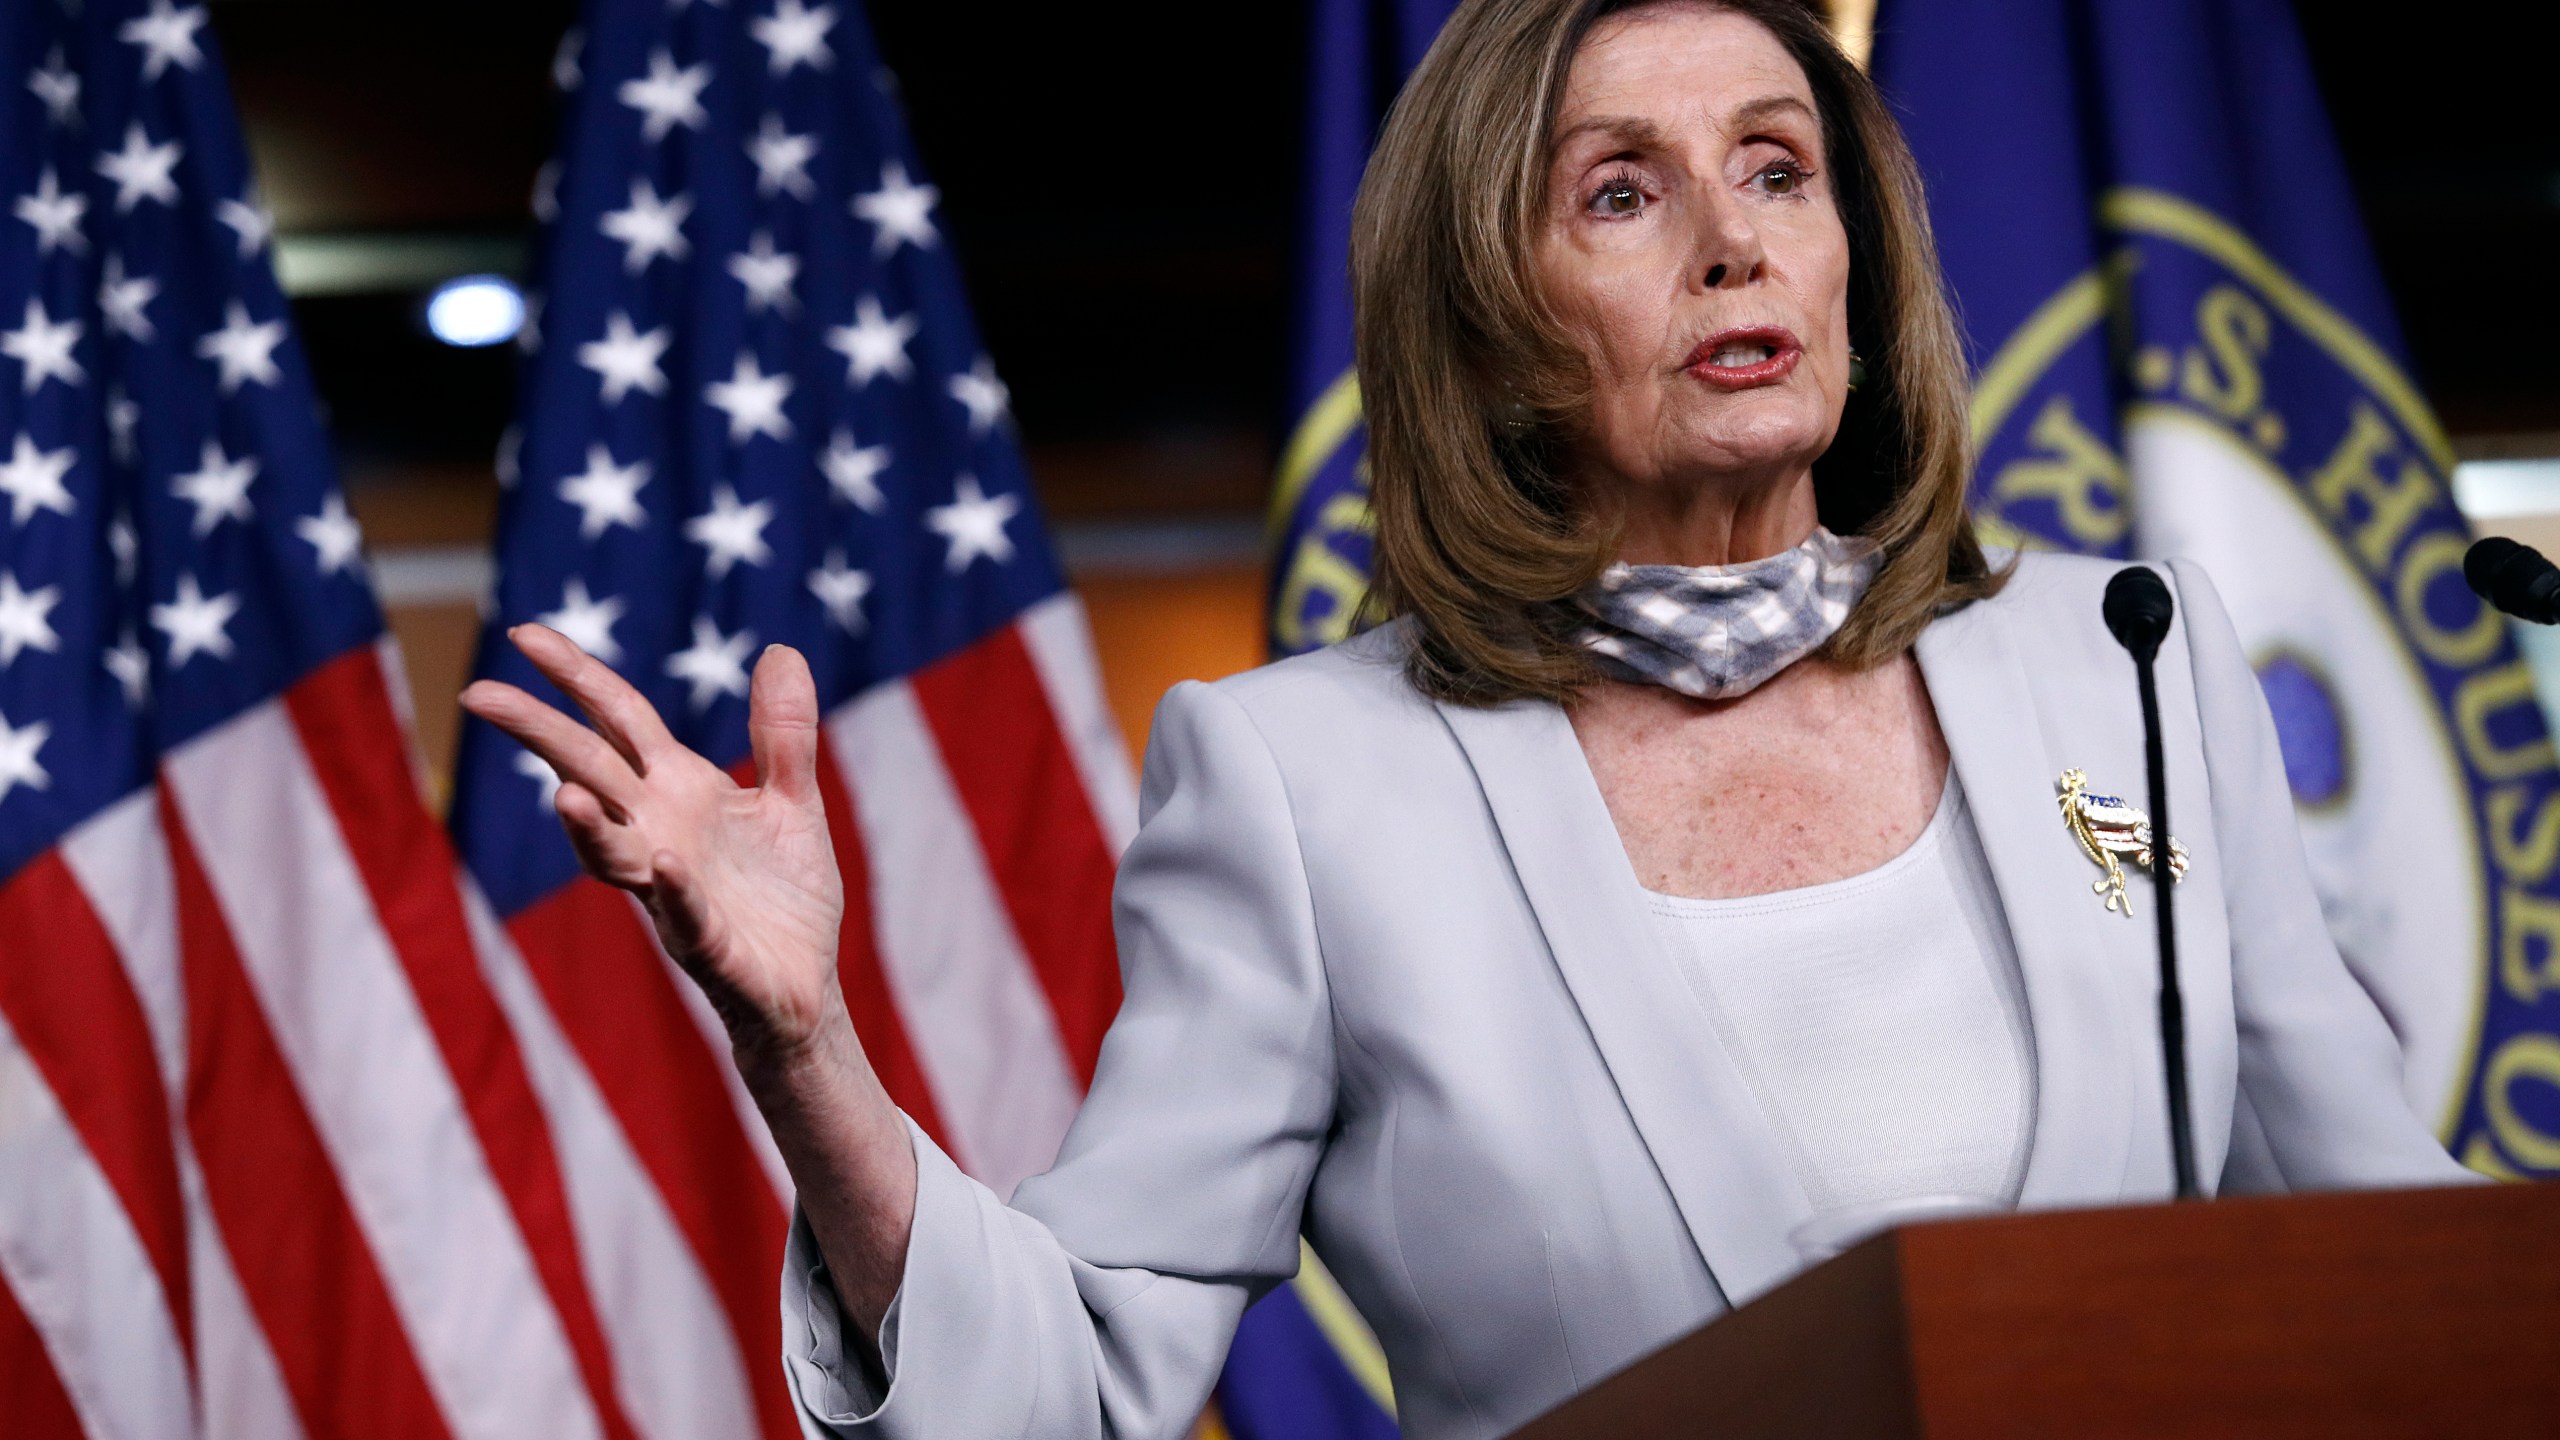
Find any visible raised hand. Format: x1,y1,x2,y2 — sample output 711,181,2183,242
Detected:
462,625,845,1055
468,626,916,1336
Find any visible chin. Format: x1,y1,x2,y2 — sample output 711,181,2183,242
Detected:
1671,397,1834,476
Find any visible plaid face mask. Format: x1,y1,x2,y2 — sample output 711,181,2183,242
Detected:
1571,527,1880,700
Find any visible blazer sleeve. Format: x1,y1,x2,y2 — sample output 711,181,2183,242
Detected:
2166,558,2476,1193
781,677,1339,1439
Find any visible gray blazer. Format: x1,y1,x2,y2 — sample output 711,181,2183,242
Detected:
781,552,2469,1440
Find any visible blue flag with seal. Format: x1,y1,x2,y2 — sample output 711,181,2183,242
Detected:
1875,0,2560,1175
1266,0,1455,661
1229,1,1455,1434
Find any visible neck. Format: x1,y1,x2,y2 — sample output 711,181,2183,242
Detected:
1595,463,1821,567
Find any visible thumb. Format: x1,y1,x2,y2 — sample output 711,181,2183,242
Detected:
748,644,823,808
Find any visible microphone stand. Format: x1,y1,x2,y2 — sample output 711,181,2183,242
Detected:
2133,645,2198,1200
2105,567,2201,1201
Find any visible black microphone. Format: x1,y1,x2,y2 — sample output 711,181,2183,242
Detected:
2102,567,2200,1201
2464,537,2560,624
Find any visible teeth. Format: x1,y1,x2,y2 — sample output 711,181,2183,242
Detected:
1710,342,1774,368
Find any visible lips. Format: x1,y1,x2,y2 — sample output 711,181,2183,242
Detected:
1682,326,1803,391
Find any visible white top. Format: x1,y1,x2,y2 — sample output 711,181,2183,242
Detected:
1644,773,2038,1216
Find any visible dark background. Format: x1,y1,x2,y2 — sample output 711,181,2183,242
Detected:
206,0,2559,517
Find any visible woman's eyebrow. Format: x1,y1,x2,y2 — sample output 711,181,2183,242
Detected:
1551,114,1673,157
1727,93,1818,133
1552,94,1817,161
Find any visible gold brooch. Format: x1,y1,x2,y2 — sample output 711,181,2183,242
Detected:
2058,768,2189,916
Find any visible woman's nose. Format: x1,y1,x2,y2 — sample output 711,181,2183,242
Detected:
1690,192,1767,291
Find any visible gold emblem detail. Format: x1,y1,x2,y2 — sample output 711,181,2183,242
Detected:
2058,768,2189,916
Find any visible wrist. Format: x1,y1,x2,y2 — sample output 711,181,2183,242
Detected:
730,990,914,1183
730,981,853,1094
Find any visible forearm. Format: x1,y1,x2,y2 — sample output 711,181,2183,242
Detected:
735,987,919,1344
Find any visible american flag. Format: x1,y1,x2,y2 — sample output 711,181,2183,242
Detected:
0,2,522,1437
2,3,1135,1440
444,1,1135,1438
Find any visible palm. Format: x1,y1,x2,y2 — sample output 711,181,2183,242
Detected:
463,626,846,1050
636,761,843,1038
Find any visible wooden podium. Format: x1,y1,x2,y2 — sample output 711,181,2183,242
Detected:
1508,1182,2560,1438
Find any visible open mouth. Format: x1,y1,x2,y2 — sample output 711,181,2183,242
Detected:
1682,327,1803,390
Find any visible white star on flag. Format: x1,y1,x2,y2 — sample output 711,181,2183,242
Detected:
107,513,138,584
553,28,583,92
821,427,891,511
119,0,210,81
538,577,628,664
807,550,872,633
0,434,75,526
151,572,241,666
751,0,837,73
106,392,140,467
557,444,651,538
850,160,939,256
0,572,63,667
515,748,564,810
29,49,80,127
704,352,794,442
197,301,286,393
295,492,365,573
619,48,712,142
826,295,917,386
683,484,776,577
103,632,150,709
577,311,671,403
531,160,562,224
947,356,1010,435
172,439,259,535
665,615,755,710
0,708,49,804
216,191,275,257
727,231,800,314
747,114,818,199
3,298,84,393
600,179,693,273
925,473,1021,571
96,122,183,212
99,255,160,342
15,169,88,255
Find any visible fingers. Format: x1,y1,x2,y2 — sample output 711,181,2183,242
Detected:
645,846,713,959
461,677,646,817
509,624,683,773
748,645,823,808
555,783,656,889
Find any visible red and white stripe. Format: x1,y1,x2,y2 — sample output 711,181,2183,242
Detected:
2,595,1132,1437
62,793,307,1440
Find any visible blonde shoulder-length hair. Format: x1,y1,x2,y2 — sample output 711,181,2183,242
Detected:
1352,0,2004,706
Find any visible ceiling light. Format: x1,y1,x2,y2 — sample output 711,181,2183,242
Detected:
424,274,525,348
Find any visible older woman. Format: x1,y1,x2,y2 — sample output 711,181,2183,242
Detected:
464,0,2470,1435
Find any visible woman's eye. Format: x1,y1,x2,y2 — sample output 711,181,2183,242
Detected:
1589,181,1646,218
1755,163,1803,195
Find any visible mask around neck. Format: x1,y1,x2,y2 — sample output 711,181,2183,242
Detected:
1570,527,1880,699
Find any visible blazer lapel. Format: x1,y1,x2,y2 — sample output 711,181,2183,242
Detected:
1917,599,2142,1206
1436,697,1813,1305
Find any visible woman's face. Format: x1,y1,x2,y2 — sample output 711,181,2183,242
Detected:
1536,3,1851,503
